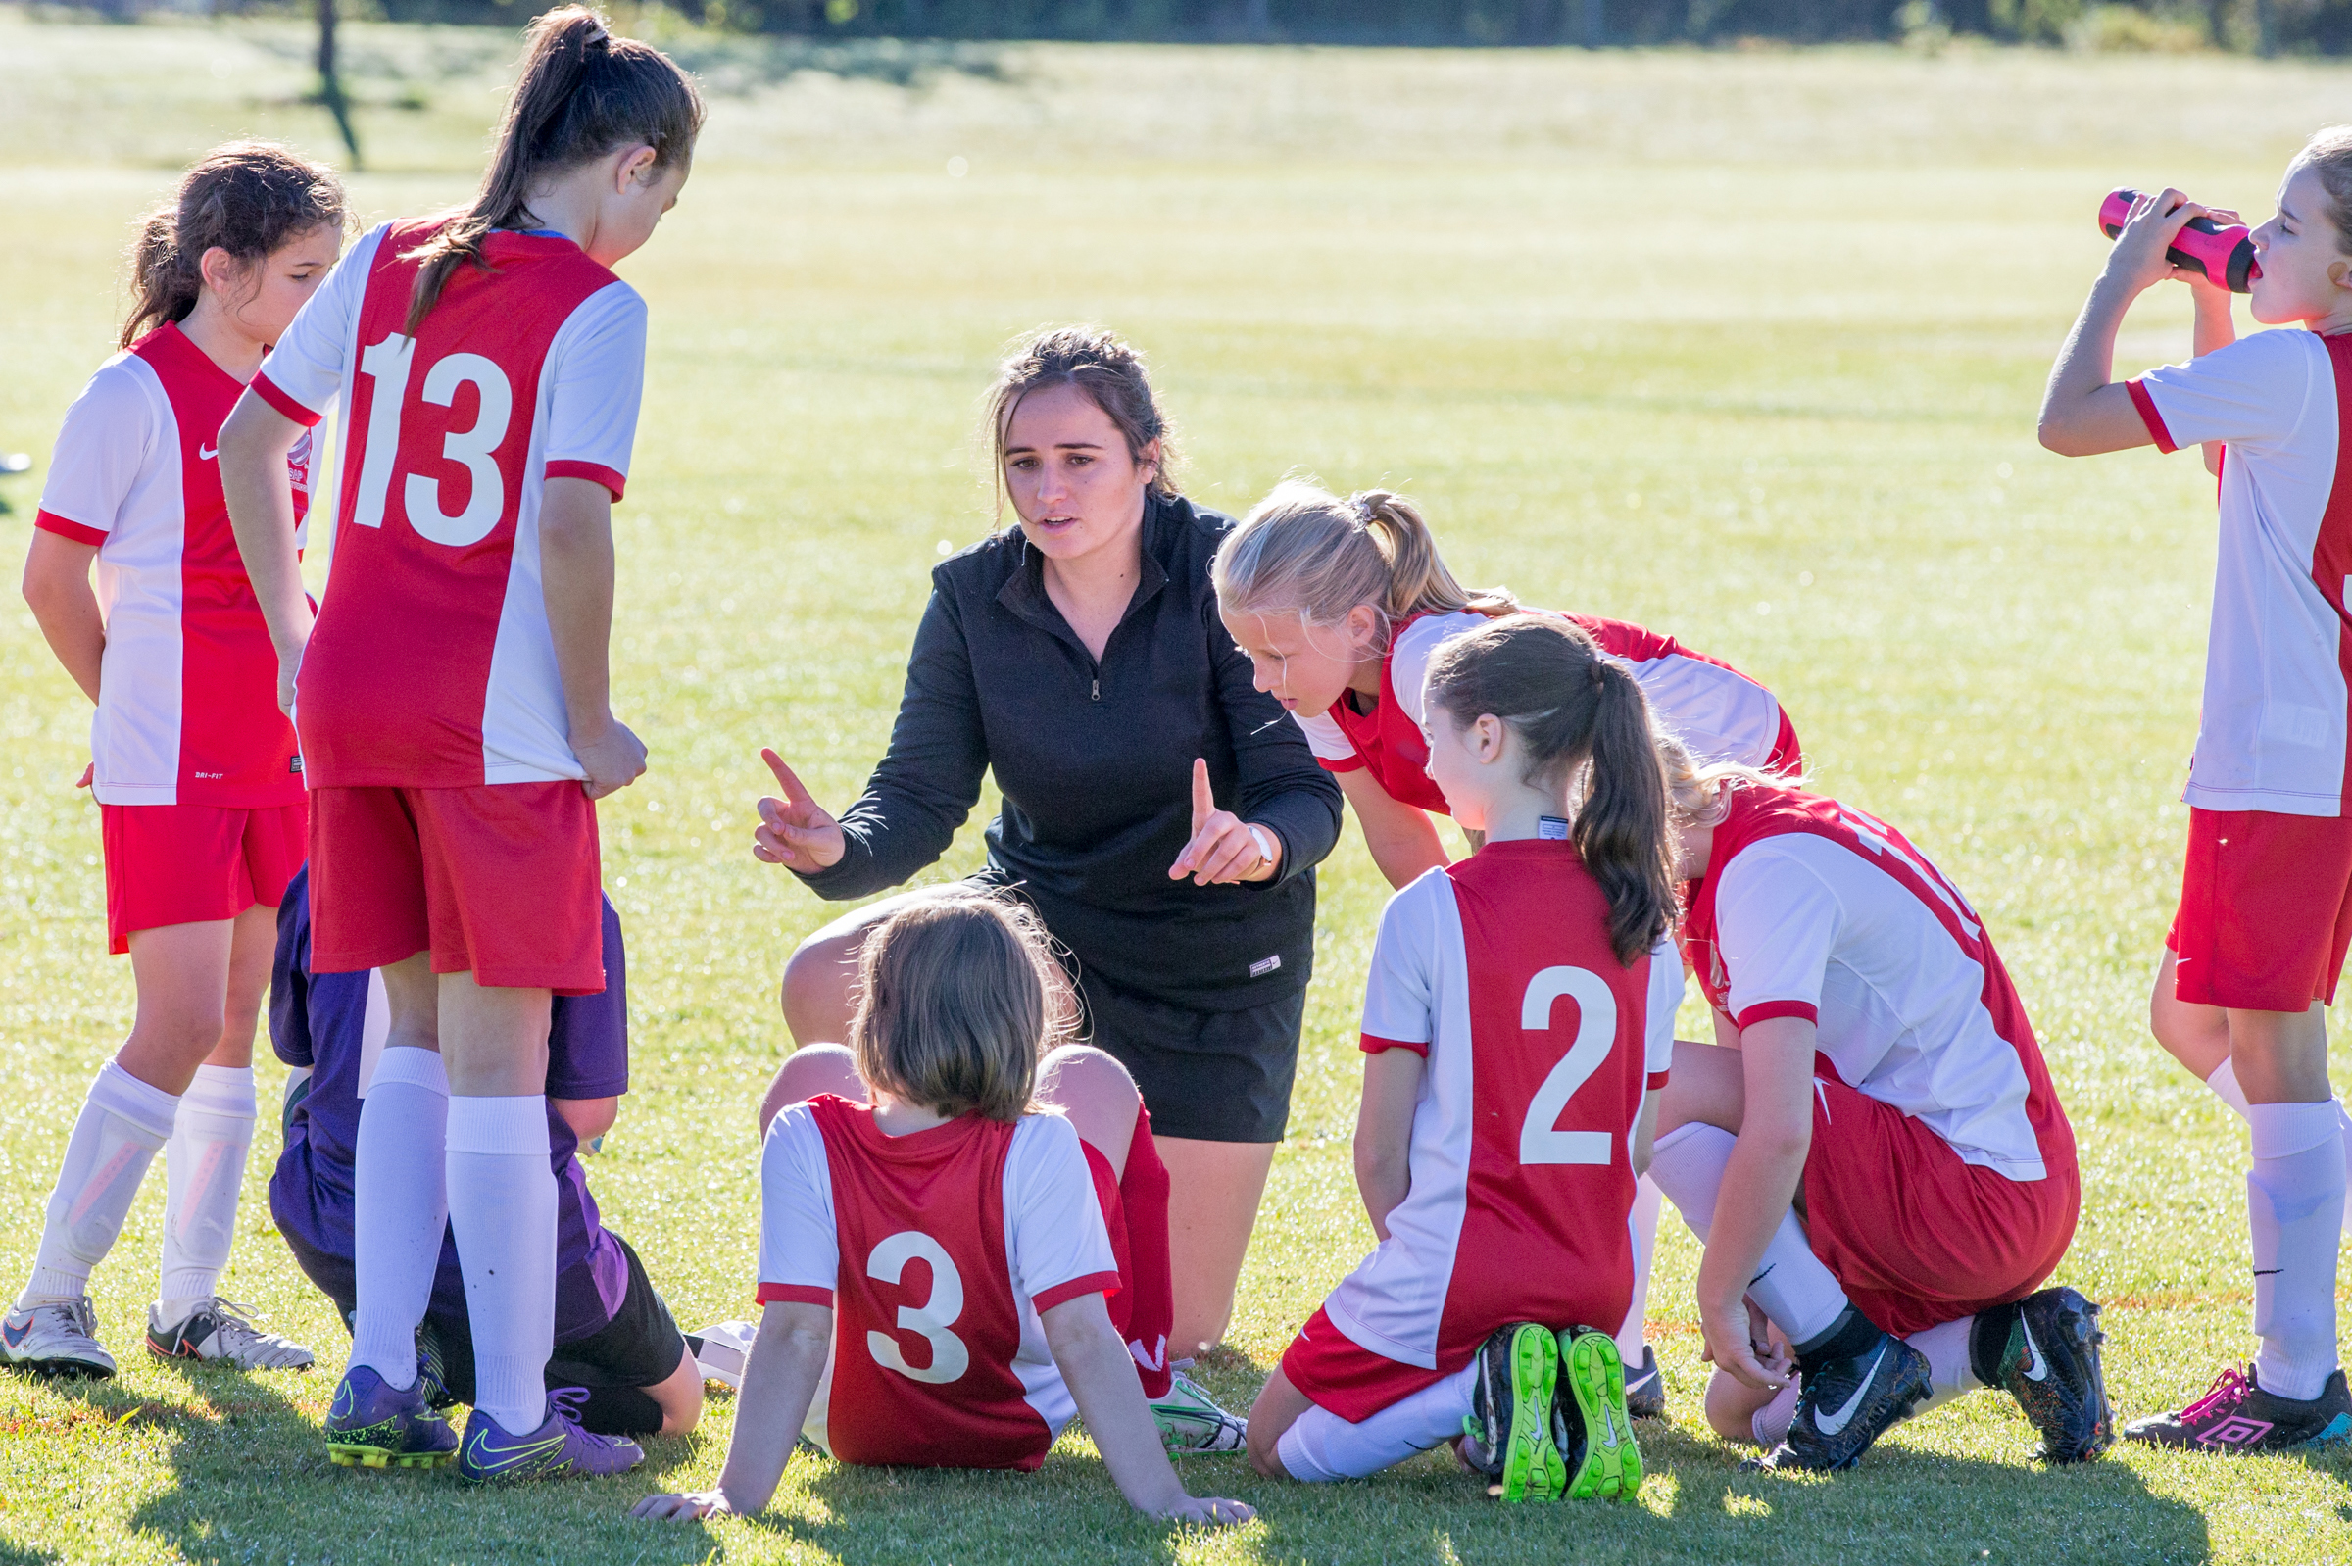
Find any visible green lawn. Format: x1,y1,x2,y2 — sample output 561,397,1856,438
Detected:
3,13,2351,1562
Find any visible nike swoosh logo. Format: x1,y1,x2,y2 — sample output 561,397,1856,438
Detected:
199,444,220,461
466,1428,567,1469
1812,1346,1887,1436
2,1320,26,1349
2019,1319,2049,1382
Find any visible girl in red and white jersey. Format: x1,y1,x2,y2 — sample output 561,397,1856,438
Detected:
4,145,345,1381
1246,615,1678,1500
1649,743,2105,1473
633,894,1251,1527
217,7,700,1477
1211,479,1797,1412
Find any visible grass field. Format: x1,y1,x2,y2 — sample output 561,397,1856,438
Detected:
5,11,2352,1562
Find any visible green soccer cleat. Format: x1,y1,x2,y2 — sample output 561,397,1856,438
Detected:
1461,1322,1566,1501
1151,1368,1250,1453
1554,1327,1643,1500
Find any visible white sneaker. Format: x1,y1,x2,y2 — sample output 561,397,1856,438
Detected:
688,1319,757,1390
1,1296,117,1378
1151,1368,1249,1453
147,1298,315,1371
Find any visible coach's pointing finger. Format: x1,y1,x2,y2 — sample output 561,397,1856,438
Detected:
754,747,847,871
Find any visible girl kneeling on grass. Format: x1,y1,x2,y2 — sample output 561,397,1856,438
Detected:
1648,740,2105,1473
634,893,1252,1526
7,142,345,1379
1212,480,1800,1419
1244,614,1679,1501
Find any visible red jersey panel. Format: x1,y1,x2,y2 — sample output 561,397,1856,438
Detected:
36,323,307,807
253,220,647,787
1295,609,1800,815
1680,782,2073,1180
1326,841,1680,1380
756,1097,1120,1472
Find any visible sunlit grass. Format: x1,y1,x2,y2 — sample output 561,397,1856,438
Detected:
2,12,2349,1562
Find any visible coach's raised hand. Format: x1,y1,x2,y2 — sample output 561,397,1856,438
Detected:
754,748,847,871
1169,758,1282,886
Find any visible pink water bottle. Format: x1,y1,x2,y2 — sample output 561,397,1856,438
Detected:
2099,189,2259,292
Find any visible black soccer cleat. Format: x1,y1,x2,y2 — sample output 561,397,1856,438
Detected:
1749,1328,1931,1473
1975,1287,2112,1463
2124,1365,2352,1454
1622,1343,1666,1421
1459,1322,1566,1500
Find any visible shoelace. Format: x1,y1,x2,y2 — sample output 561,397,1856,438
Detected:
544,1386,622,1447
2179,1367,2251,1425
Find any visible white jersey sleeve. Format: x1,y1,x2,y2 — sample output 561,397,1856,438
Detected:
755,1102,841,1304
1003,1114,1120,1309
1292,707,1358,763
1711,840,1842,1031
541,281,648,500
1643,934,1683,1085
1360,869,1448,1054
36,357,160,540
2132,327,2323,453
1387,611,1491,731
255,223,386,423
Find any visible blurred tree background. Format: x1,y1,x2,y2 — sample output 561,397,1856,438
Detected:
21,0,2349,51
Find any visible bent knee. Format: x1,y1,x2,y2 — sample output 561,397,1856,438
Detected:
1038,1044,1138,1106
761,1043,862,1135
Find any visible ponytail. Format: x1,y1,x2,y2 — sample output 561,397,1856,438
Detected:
402,5,703,333
1212,478,1515,656
122,141,347,350
1424,613,1676,965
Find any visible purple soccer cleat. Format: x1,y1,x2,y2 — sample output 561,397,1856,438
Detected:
324,1363,459,1469
457,1387,645,1483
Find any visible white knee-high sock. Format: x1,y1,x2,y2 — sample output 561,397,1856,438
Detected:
1276,1361,1480,1482
158,1064,258,1315
1904,1316,1983,1413
349,1048,449,1389
1616,1173,1663,1363
2210,1059,2352,1231
1646,1121,1849,1348
22,1061,180,1306
2247,1100,2346,1401
447,1095,556,1435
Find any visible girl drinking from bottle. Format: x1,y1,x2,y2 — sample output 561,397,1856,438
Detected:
2037,136,2352,1453
1210,478,1799,1417
217,5,700,1480
6,143,344,1381
1244,614,1676,1500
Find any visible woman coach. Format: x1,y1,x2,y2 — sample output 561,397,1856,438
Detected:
751,327,1343,1359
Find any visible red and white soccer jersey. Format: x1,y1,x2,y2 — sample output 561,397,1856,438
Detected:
756,1095,1123,1471
1680,783,2072,1181
1293,610,1800,815
35,322,312,807
1292,841,1680,1421
2129,328,2352,817
251,220,646,787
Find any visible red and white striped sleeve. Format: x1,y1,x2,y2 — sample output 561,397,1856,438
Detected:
541,281,647,502
252,224,384,428
35,358,156,547
755,1102,840,1308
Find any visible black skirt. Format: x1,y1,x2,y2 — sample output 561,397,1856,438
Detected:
1072,967,1305,1145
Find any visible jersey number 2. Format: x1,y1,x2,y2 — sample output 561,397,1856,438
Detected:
865,1230,969,1386
1519,965,1615,1166
352,332,514,548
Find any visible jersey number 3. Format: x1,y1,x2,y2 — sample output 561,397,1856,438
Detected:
865,1230,969,1386
352,332,515,548
1519,965,1616,1167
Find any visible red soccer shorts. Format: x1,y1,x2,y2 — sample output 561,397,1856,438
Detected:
307,782,605,994
1800,1065,2079,1338
1279,1305,1454,1425
102,800,307,955
2167,807,2352,1012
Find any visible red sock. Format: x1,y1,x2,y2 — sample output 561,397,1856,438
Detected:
1116,1102,1176,1399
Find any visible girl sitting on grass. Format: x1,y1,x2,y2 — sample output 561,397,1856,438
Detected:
633,893,1252,1526
1243,614,1678,1501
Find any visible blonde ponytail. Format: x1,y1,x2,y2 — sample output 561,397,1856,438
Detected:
1211,479,1515,652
